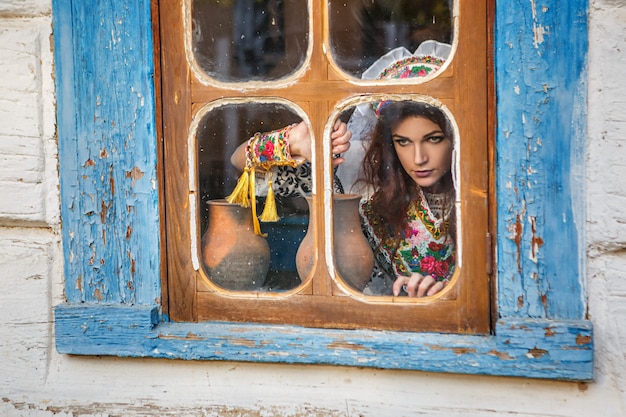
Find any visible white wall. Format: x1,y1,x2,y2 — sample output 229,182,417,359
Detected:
1,1,625,415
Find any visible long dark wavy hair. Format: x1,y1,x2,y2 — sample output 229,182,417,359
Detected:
361,100,455,242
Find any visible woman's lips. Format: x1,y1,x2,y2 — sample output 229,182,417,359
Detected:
413,170,432,178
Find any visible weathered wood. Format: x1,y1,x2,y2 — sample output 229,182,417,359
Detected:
0,228,59,387
0,23,50,225
52,0,593,381
53,0,161,306
495,0,588,319
54,304,593,381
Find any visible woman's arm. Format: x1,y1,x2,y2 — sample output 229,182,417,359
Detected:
230,120,351,171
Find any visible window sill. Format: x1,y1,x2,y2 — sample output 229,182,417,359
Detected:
54,303,593,381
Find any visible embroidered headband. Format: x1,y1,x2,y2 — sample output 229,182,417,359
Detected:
372,53,447,117
359,40,450,117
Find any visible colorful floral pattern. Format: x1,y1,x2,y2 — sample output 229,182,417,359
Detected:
375,56,444,80
361,192,455,283
246,124,296,169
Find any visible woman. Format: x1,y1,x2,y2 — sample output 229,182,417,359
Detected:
359,100,456,297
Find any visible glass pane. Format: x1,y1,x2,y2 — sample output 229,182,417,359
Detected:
328,0,453,78
197,102,310,292
191,0,309,83
333,99,458,297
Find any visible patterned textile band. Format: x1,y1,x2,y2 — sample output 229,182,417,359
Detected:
227,124,299,236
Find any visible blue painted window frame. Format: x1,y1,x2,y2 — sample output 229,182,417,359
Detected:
52,0,593,380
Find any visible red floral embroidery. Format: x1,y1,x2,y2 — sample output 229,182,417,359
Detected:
433,260,449,278
428,242,446,252
419,256,437,274
363,191,455,283
261,141,274,158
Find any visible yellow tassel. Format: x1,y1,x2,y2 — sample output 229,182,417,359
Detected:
259,179,280,222
248,168,266,237
226,167,250,207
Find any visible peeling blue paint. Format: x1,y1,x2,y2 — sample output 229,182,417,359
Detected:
54,305,593,380
496,0,587,319
53,0,160,306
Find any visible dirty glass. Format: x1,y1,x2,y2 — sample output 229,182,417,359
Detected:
191,0,309,83
328,0,453,78
196,102,310,292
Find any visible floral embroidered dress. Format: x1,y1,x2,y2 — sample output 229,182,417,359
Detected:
360,189,455,296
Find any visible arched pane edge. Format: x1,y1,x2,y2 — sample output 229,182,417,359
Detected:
331,96,461,300
192,100,311,293
190,0,310,83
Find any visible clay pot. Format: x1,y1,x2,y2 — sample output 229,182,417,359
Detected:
296,194,374,291
201,199,270,291
295,198,315,280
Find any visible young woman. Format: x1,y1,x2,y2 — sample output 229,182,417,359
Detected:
358,100,456,297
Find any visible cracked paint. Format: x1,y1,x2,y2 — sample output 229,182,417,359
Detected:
126,166,145,187
529,216,545,263
327,341,371,352
488,350,514,360
527,347,548,358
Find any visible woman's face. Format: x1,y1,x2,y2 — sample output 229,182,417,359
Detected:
391,115,453,191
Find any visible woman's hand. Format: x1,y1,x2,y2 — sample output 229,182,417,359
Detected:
393,272,444,297
290,120,352,167
285,121,312,163
330,119,351,167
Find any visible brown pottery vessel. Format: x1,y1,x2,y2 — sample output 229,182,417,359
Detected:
296,194,373,291
201,199,270,291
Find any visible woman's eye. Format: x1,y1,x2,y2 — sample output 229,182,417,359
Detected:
427,135,446,143
393,137,410,146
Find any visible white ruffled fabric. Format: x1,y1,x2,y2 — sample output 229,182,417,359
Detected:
361,40,451,80
337,40,452,195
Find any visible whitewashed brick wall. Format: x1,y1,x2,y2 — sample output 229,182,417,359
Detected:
587,0,626,401
0,0,625,416
0,16,57,226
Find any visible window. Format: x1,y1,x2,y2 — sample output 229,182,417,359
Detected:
53,0,593,381
160,0,491,334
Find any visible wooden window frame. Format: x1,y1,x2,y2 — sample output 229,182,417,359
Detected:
52,0,594,381
162,0,490,334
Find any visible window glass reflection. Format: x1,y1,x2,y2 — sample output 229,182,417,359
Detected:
328,0,453,77
191,0,309,82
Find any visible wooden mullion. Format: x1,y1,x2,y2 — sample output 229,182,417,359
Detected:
160,0,196,321
309,100,333,296
190,79,457,104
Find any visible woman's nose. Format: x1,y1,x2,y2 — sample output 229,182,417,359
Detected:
414,145,428,165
